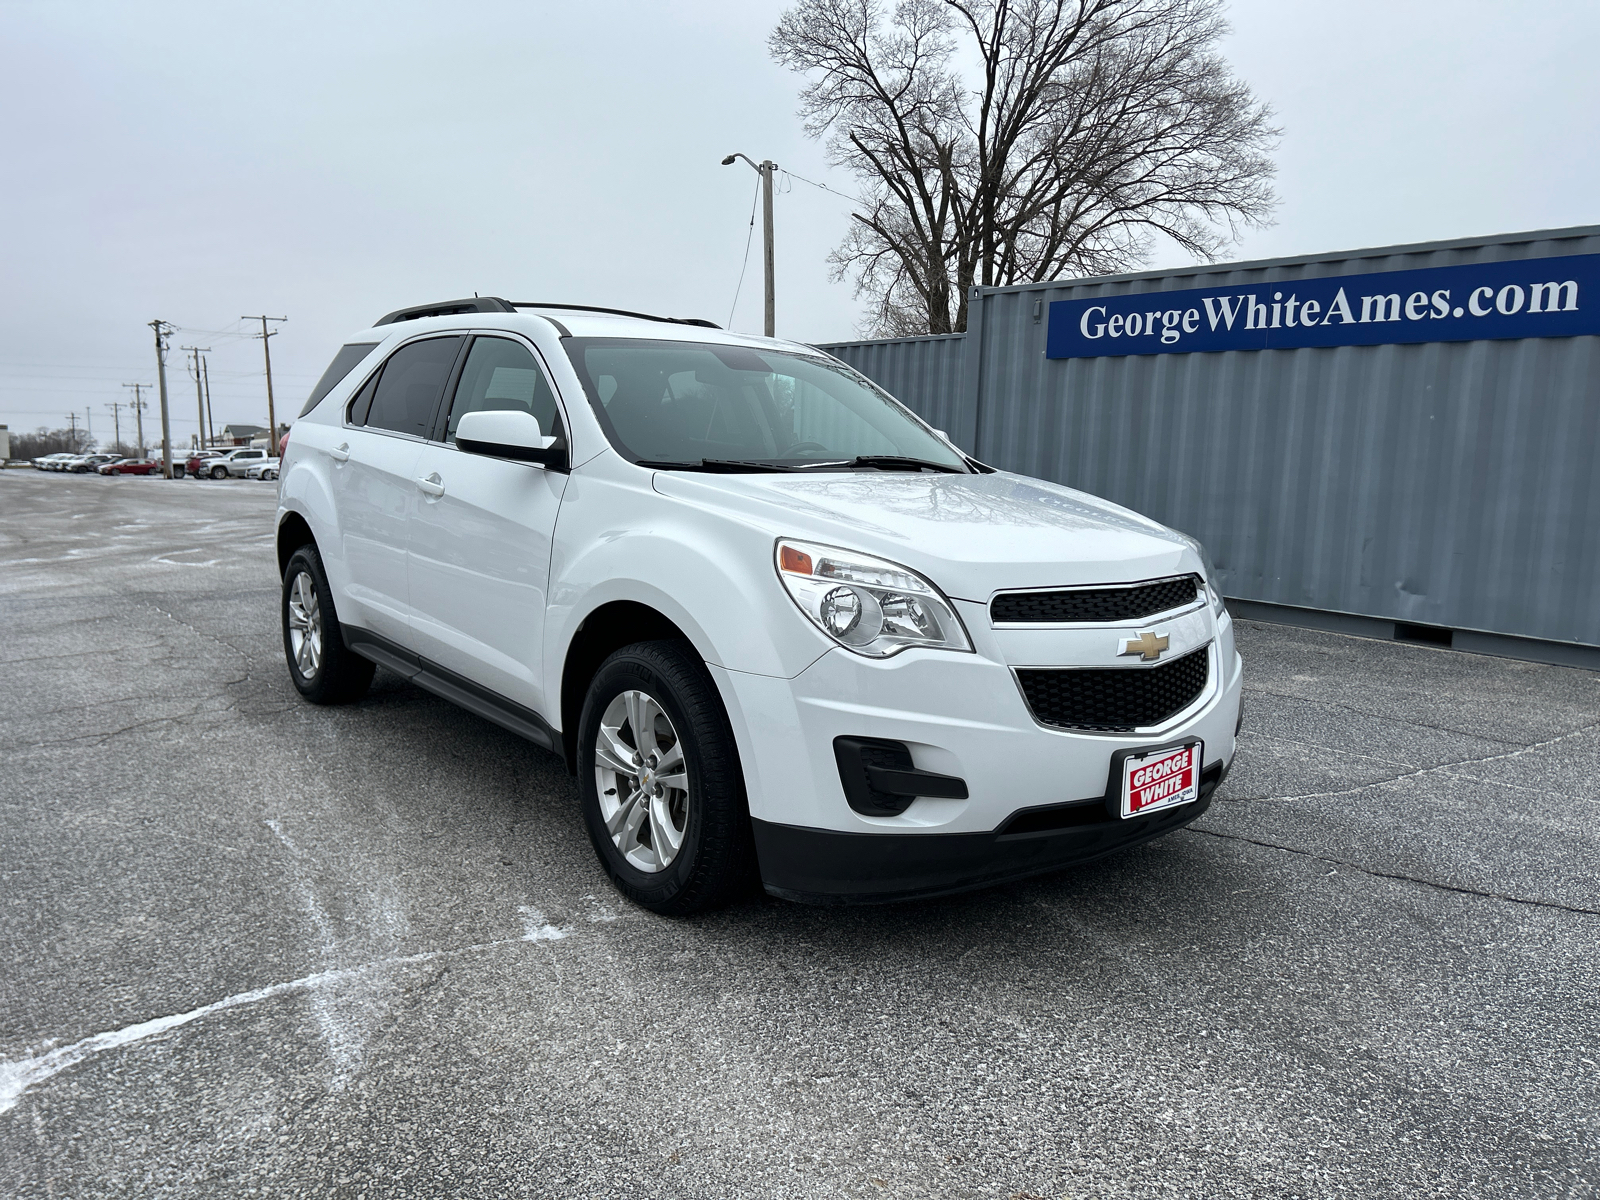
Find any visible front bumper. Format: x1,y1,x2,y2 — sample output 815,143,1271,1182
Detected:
712,602,1242,900
754,758,1226,904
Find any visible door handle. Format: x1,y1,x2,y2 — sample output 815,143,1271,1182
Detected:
416,472,446,498
329,443,351,463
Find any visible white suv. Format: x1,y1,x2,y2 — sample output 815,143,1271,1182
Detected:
275,297,1242,914
204,448,268,479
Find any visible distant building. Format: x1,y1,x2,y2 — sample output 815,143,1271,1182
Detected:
219,424,267,446
0,425,10,460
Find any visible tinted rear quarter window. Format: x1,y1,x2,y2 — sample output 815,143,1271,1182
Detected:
300,342,380,417
348,371,380,426
363,337,464,437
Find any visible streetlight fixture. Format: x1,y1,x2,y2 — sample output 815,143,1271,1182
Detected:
722,153,777,337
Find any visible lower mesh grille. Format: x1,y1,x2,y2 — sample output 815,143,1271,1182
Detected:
1016,646,1210,732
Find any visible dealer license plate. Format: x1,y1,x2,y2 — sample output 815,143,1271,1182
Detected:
1120,741,1203,819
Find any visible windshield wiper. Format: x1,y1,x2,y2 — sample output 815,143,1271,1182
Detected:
637,455,966,474
636,458,804,474
807,455,967,474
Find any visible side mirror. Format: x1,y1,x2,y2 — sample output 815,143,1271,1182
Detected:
456,410,565,467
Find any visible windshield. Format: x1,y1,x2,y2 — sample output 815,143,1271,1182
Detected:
563,337,967,471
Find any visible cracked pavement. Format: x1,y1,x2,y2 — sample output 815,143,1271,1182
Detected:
1,469,1596,1199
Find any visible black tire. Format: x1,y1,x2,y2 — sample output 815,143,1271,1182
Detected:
577,640,756,916
210,465,227,480
281,544,374,705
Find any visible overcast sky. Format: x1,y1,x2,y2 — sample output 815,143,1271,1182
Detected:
2,0,1597,447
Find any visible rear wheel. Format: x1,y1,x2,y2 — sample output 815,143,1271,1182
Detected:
282,545,374,704
577,640,755,915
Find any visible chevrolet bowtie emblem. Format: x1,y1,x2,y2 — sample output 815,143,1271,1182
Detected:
1119,631,1170,661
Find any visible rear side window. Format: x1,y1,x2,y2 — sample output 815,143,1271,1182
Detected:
362,337,464,437
348,370,380,426
443,336,564,444
300,342,379,417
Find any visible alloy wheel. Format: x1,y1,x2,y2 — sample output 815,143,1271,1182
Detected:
286,571,322,679
593,689,689,873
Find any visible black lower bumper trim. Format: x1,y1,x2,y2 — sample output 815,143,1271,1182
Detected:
754,763,1223,905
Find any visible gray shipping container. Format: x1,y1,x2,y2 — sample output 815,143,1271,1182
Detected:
818,224,1600,667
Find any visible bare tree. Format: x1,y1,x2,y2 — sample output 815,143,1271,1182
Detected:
10,427,94,460
771,0,1279,335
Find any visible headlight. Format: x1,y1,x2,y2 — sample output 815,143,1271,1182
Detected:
1177,533,1227,615
775,539,972,658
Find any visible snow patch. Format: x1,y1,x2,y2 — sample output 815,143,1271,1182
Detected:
0,935,534,1117
519,906,571,942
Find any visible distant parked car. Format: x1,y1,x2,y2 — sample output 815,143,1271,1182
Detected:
245,457,281,481
67,453,118,473
201,448,269,479
184,449,225,476
36,453,76,471
99,458,165,476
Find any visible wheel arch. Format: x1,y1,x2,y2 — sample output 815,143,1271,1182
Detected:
559,600,692,773
276,510,316,578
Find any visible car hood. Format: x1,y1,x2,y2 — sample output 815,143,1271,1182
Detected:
651,468,1196,600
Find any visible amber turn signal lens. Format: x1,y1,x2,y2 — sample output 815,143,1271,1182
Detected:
779,546,813,575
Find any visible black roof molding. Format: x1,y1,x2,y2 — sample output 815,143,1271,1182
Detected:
372,297,723,332
511,302,721,330
373,297,518,326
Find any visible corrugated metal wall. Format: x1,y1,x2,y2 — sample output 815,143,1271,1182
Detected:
819,225,1600,651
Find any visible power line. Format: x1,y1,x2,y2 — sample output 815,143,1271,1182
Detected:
780,168,860,204
727,174,762,330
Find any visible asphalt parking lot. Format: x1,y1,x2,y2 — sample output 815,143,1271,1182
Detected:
1,469,1596,1199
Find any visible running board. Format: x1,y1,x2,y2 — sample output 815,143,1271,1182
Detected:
342,626,558,754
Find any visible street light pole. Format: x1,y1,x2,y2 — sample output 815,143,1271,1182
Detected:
721,153,777,337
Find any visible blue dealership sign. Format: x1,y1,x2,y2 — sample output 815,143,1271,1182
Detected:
1046,253,1600,359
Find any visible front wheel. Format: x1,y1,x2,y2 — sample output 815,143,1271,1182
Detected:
577,640,755,915
282,545,374,704
210,465,227,480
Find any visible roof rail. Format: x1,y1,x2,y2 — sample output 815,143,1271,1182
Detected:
372,297,518,326
511,302,721,330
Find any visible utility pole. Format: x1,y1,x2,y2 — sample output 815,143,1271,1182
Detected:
721,153,778,336
122,383,149,457
181,346,211,450
105,402,123,453
67,411,79,450
201,355,215,447
243,315,286,451
150,320,177,478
